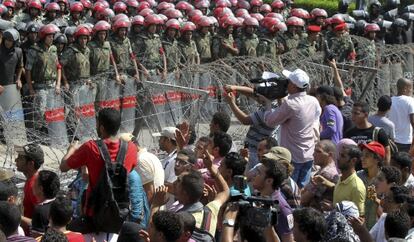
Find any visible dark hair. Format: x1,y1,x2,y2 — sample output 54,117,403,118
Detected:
0,201,21,237
177,149,197,165
188,124,197,145
353,101,370,114
316,85,337,105
384,210,410,238
261,136,278,149
333,86,344,102
152,211,183,242
212,131,232,157
319,140,337,155
97,108,121,136
118,222,145,242
377,95,392,112
49,195,72,227
392,152,412,170
198,136,210,144
37,170,60,199
380,166,401,185
180,170,204,203
40,228,68,242
293,208,327,242
0,180,18,201
177,211,196,235
262,158,288,189
346,145,362,166
390,185,410,204
223,152,247,177
212,112,231,132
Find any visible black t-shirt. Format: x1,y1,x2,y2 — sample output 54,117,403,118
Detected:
31,201,52,234
344,125,389,147
0,45,23,86
339,96,354,133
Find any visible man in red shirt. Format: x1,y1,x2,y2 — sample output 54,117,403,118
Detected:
60,108,137,236
14,143,44,230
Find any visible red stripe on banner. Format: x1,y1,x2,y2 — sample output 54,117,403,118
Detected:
75,103,96,118
166,91,182,102
45,107,65,123
122,96,137,109
152,94,167,105
99,99,121,110
206,86,217,97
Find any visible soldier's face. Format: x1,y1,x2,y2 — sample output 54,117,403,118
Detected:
7,7,13,17
97,31,106,42
316,17,325,26
368,31,376,40
48,11,57,19
148,24,157,34
72,11,80,20
184,31,192,41
118,28,127,39
30,8,39,16
245,26,255,34
44,34,54,46
335,29,345,37
77,35,88,48
4,39,13,49
167,28,177,38
28,32,37,42
201,26,209,34
59,3,66,11
226,26,233,34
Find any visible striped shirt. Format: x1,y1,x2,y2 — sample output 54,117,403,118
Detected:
246,107,277,149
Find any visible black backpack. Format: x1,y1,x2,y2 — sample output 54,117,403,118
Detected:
88,139,130,233
180,202,216,242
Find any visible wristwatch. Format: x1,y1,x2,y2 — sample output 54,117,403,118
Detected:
223,219,235,227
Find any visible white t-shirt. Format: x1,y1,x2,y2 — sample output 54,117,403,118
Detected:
135,148,164,189
388,95,414,144
161,150,177,183
370,213,387,242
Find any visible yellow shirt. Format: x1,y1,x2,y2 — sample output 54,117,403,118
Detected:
333,172,367,216
190,200,221,236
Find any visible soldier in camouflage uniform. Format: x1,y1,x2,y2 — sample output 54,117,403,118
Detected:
2,0,15,22
297,25,321,57
212,17,239,60
357,23,380,67
20,22,40,55
236,17,259,57
194,16,213,64
134,15,167,78
22,0,44,24
110,18,142,80
328,23,356,63
43,3,61,25
162,19,181,74
257,17,283,60
279,16,304,53
67,2,85,27
25,24,61,133
178,22,200,66
129,15,144,42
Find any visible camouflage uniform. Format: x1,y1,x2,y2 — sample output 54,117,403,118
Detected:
279,32,301,52
328,35,356,63
178,39,199,65
88,40,112,75
194,31,212,63
25,43,60,131
297,37,318,56
162,35,180,72
21,14,44,24
60,44,90,83
133,32,164,72
212,33,237,59
356,39,376,67
110,36,135,75
257,35,278,59
237,33,259,57
67,17,84,27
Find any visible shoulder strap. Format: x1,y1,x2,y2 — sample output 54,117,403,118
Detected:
115,140,128,167
96,140,112,168
200,206,212,233
372,127,381,142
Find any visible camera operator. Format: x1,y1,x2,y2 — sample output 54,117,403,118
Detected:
224,84,278,170
220,203,281,242
261,69,321,188
251,158,294,242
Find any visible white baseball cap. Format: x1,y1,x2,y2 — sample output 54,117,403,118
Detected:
282,68,310,89
152,127,178,141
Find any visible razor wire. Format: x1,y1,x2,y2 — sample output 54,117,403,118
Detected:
1,36,414,180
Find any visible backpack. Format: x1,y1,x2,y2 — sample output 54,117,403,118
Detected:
180,202,216,242
88,139,130,233
373,127,398,155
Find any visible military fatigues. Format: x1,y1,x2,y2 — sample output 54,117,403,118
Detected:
257,35,278,60
328,35,356,63
21,14,44,24
25,43,60,132
162,36,180,72
237,33,259,57
194,32,212,63
110,36,135,75
297,37,318,57
356,39,376,67
133,32,164,73
212,33,237,60
178,39,199,65
279,32,301,53
60,44,90,84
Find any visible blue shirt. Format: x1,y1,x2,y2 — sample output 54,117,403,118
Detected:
320,104,343,144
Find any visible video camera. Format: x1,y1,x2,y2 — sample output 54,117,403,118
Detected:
250,72,289,100
230,175,279,228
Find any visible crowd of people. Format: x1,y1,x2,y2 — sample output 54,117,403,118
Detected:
2,0,414,241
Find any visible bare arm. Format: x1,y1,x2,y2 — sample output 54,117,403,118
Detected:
203,150,230,206
225,92,252,125
329,59,347,97
60,142,79,172
280,234,294,242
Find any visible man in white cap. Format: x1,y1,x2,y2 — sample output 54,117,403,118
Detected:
153,127,179,184
262,68,321,188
